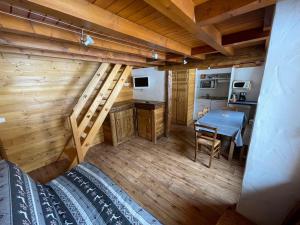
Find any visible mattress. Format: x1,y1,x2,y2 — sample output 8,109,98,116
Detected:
0,160,162,225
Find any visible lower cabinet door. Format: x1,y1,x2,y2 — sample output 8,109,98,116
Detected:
114,108,134,144
137,109,152,141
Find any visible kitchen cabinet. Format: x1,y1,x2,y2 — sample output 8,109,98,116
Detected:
195,99,227,118
229,104,252,119
172,69,196,125
103,101,135,146
136,108,152,141
210,100,227,110
104,100,165,145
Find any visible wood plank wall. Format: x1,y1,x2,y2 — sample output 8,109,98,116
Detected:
0,53,133,172
187,69,196,125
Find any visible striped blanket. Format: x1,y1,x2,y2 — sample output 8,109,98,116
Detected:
0,160,162,225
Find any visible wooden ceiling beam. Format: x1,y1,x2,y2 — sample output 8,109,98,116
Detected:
195,0,276,26
143,0,233,56
264,5,275,31
144,0,196,25
166,53,206,64
0,12,168,61
160,45,266,70
191,45,218,55
0,32,151,65
22,0,191,55
0,45,152,67
192,27,270,55
222,28,270,46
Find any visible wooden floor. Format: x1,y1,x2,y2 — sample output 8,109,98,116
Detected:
85,125,244,225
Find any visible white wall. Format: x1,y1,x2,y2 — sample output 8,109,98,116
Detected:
229,66,265,101
132,67,165,102
237,1,300,225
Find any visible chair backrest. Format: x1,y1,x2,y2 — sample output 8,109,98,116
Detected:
197,107,210,119
203,107,210,114
197,111,204,118
194,123,218,141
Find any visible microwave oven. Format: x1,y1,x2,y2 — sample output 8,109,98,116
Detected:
232,80,251,90
200,80,216,89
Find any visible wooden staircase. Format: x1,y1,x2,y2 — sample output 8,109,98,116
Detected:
64,63,132,167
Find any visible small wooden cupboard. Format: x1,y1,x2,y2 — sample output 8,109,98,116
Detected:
103,101,135,146
103,100,165,146
135,101,165,143
171,69,196,126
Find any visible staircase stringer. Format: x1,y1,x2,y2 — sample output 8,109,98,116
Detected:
72,63,109,119
57,63,109,163
81,65,132,155
67,64,132,167
78,64,121,135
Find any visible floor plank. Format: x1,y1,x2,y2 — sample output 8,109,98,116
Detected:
85,125,244,225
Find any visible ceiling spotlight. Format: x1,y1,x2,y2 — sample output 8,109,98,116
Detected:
80,30,94,46
84,35,94,46
151,50,158,60
183,58,188,65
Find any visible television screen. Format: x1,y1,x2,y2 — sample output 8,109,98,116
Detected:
134,77,149,88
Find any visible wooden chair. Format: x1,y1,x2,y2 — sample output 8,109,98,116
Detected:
194,123,221,168
203,107,210,115
197,107,210,119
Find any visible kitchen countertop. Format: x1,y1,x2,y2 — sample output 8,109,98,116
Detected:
134,99,165,109
198,97,228,100
228,101,257,105
110,100,165,111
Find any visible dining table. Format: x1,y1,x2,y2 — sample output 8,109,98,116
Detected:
195,109,246,161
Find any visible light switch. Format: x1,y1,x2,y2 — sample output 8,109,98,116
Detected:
0,117,6,124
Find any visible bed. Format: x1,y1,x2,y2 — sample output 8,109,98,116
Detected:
0,160,162,225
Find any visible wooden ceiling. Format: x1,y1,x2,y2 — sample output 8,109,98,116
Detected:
0,0,275,67
87,0,206,48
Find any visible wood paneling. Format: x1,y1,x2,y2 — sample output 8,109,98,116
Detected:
89,0,205,48
187,69,196,125
0,53,133,172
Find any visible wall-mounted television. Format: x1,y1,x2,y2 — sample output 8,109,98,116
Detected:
133,76,149,88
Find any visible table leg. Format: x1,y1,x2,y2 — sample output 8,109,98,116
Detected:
228,140,235,162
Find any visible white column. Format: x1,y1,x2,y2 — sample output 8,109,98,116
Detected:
237,0,300,224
